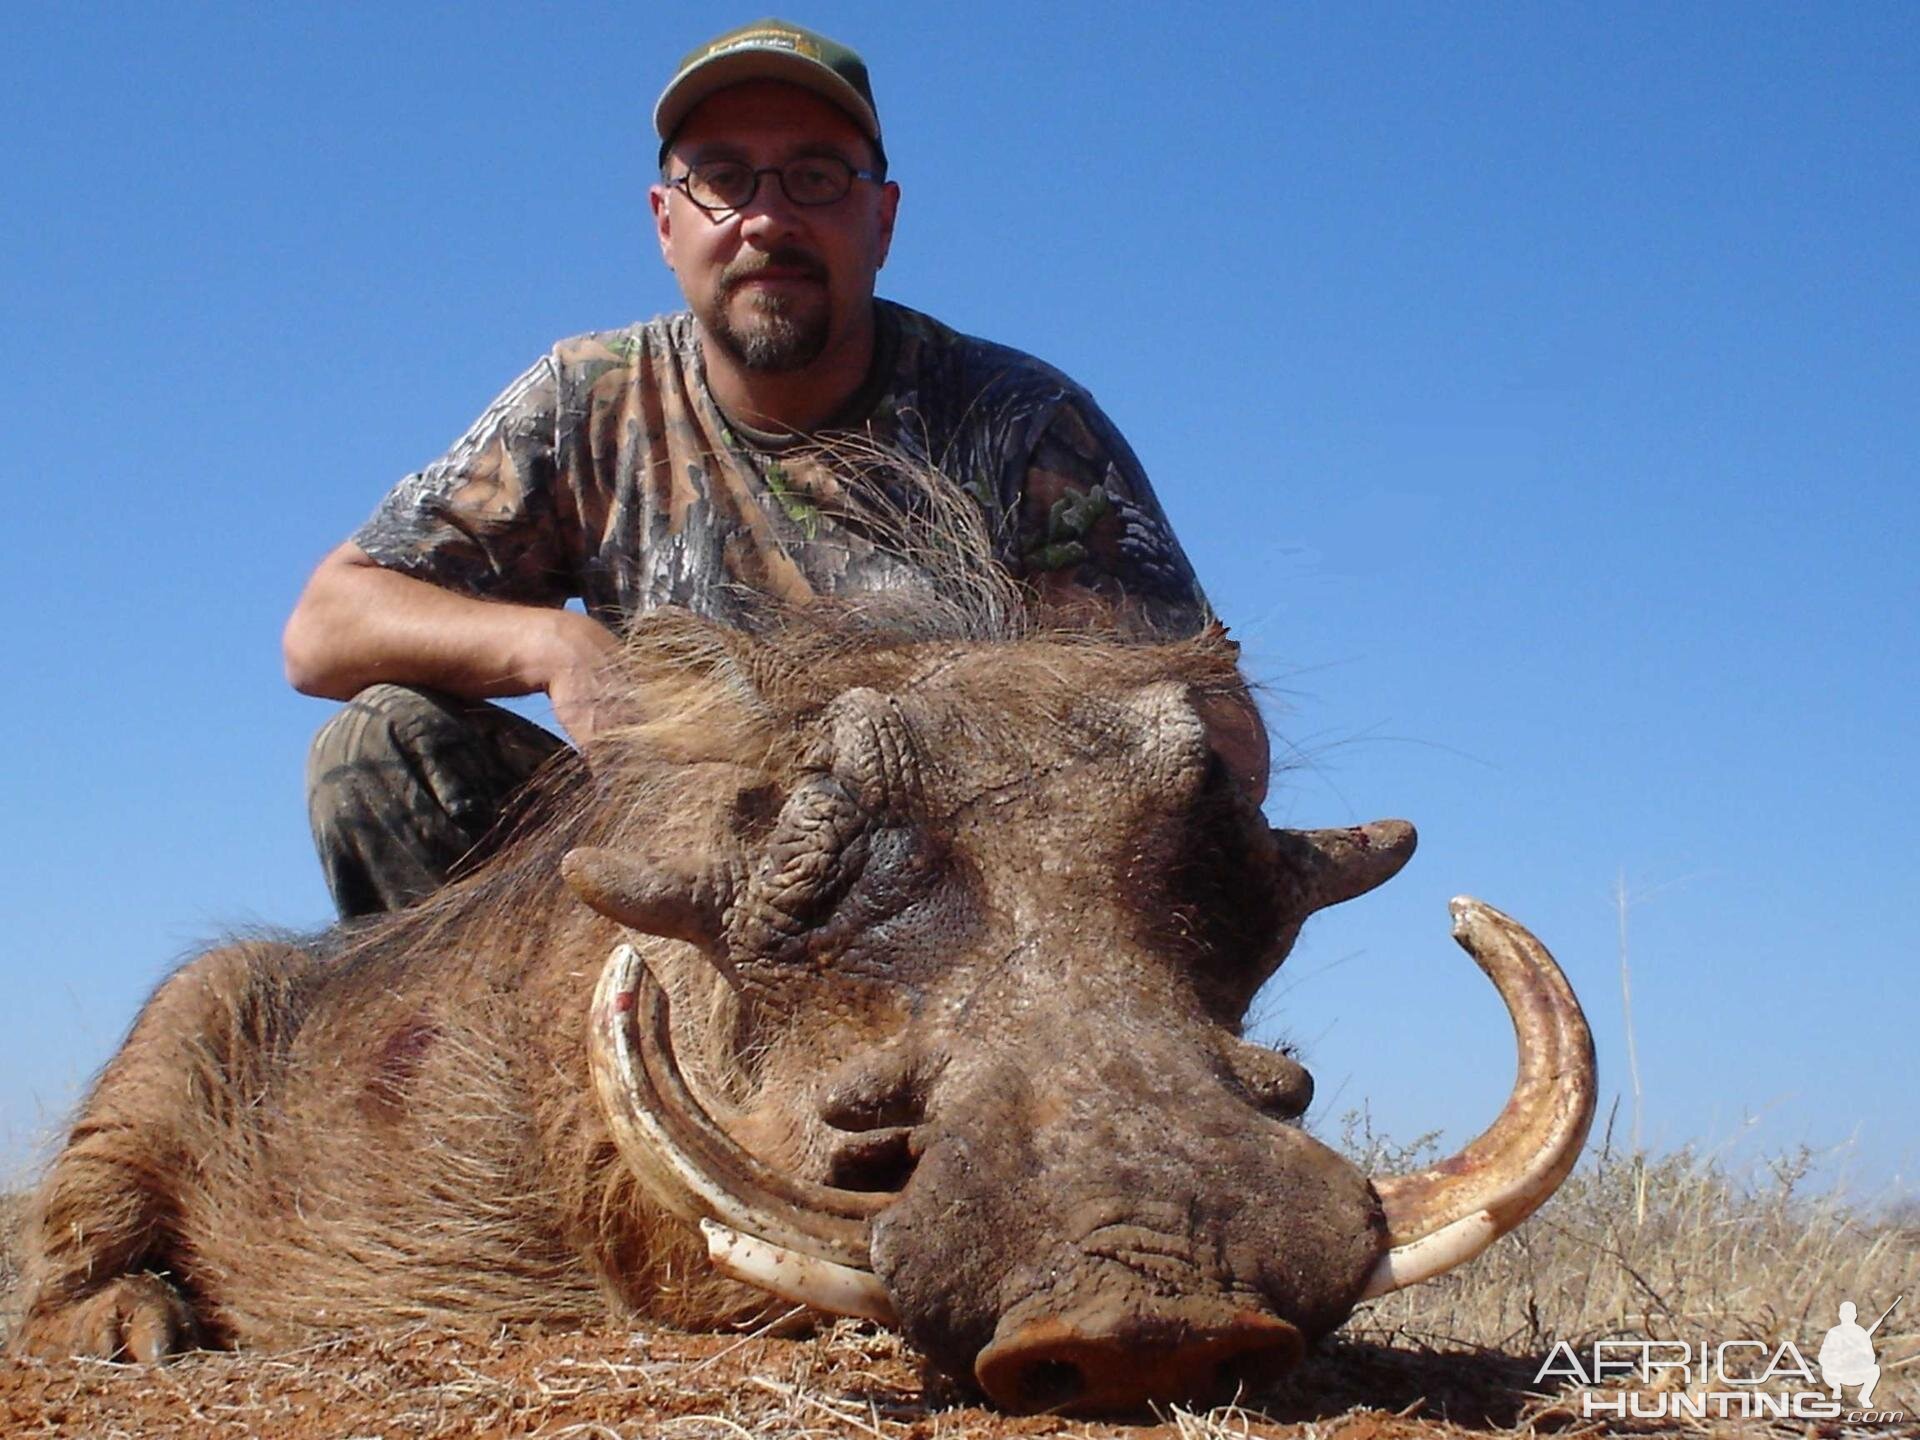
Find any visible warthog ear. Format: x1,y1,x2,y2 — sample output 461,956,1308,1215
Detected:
563,847,732,951
1269,820,1418,917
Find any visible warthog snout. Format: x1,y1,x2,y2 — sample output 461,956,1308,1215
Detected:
974,1305,1304,1415
17,600,1595,1419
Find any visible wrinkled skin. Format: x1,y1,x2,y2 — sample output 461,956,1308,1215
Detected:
582,634,1410,1412
17,612,1516,1418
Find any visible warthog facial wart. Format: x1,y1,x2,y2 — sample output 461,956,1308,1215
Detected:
13,597,1594,1415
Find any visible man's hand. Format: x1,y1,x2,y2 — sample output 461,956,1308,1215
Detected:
536,611,622,745
284,543,624,746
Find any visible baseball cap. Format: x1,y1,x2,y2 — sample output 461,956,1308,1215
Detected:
655,19,884,164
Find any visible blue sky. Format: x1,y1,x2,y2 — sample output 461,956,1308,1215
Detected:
2,3,1914,1202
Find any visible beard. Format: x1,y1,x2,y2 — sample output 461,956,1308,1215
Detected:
706,249,832,373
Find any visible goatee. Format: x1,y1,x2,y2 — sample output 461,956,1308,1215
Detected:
710,250,831,373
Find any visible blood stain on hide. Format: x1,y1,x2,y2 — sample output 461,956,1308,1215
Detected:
363,1020,441,1121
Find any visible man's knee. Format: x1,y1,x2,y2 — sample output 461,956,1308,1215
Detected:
309,684,573,825
306,684,568,831
304,686,567,919
307,684,465,780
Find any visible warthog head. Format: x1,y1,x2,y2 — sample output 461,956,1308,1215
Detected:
562,608,1594,1415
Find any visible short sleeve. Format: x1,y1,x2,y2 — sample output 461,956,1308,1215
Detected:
351,355,574,606
1013,396,1212,634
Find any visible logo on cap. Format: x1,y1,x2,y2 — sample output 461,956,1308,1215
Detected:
705,26,823,62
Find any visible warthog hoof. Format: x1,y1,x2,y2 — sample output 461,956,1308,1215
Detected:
16,1274,200,1364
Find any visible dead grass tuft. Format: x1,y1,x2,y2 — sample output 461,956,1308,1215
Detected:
0,1190,23,1337
1332,1118,1918,1436
1347,1115,1918,1361
5,1135,1914,1437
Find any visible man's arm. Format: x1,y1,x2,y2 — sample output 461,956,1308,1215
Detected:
283,541,619,743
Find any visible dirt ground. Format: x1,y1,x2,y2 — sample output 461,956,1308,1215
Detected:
0,1193,1634,1440
4,1189,1910,1439
1,1311,1685,1440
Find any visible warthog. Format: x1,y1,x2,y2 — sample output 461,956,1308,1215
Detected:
12,597,1594,1414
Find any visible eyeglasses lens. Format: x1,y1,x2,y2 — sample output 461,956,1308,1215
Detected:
683,158,854,212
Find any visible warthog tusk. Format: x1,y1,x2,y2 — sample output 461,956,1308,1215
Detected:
1357,1211,1500,1300
702,1219,896,1323
1360,897,1596,1299
590,943,887,1275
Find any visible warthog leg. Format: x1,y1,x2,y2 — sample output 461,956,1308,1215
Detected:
11,941,307,1362
13,1274,199,1364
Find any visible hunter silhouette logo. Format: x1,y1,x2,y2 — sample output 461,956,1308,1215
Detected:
1536,1293,1908,1422
1818,1297,1900,1408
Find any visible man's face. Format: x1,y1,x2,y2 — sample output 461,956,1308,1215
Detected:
651,81,899,375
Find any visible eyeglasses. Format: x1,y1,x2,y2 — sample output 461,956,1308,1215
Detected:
670,156,882,217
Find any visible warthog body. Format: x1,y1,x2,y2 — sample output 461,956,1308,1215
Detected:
14,597,1593,1414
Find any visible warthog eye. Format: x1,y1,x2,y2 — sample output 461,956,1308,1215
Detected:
728,781,782,837
1134,791,1282,970
730,771,968,977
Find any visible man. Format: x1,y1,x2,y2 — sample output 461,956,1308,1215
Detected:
285,18,1259,920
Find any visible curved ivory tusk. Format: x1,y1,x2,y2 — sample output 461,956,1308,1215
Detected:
1360,897,1596,1299
1358,1211,1499,1300
702,1219,897,1323
590,943,887,1274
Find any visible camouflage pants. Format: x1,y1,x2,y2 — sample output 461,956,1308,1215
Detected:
306,685,577,919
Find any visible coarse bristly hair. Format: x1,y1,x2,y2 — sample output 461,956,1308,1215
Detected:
348,443,1247,981
14,450,1255,1354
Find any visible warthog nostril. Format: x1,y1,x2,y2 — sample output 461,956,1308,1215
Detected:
1014,1357,1085,1412
974,1310,1304,1415
824,1126,918,1192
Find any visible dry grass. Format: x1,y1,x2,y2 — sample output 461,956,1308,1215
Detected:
1349,1116,1918,1360
0,1190,23,1339
3,1136,1914,1437
1341,1118,1918,1435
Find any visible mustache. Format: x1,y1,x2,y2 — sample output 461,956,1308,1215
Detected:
720,247,829,293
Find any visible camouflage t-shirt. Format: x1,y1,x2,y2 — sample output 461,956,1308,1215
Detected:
353,300,1209,633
